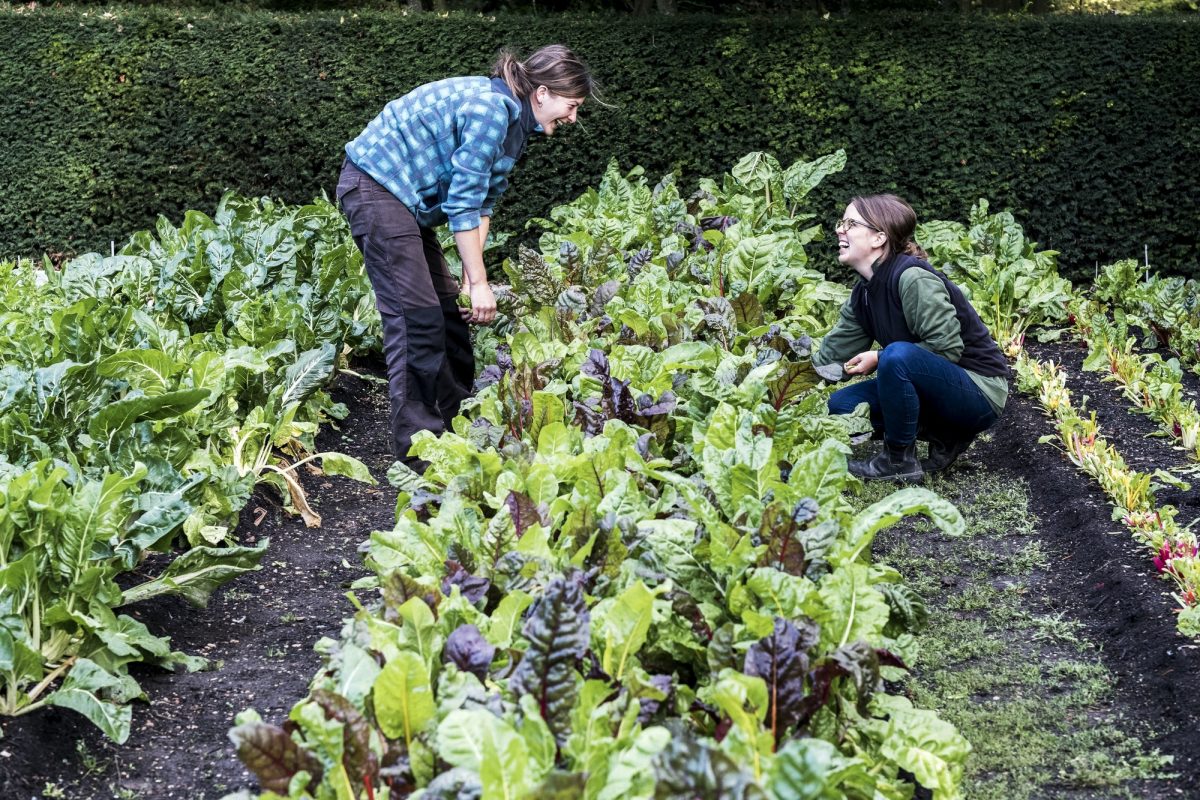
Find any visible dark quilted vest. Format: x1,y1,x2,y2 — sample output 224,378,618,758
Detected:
850,254,1009,378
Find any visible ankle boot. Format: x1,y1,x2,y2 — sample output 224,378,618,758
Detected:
921,433,973,474
849,441,924,482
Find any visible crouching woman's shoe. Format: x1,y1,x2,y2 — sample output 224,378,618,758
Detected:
921,433,973,474
849,441,924,483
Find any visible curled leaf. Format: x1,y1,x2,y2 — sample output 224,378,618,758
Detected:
443,624,497,681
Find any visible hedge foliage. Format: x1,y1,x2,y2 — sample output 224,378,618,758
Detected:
2,6,1198,280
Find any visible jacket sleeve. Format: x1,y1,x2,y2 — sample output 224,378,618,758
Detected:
444,96,511,233
813,298,872,379
900,269,964,361
480,174,508,220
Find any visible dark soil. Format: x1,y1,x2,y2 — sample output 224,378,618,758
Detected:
3,340,1200,798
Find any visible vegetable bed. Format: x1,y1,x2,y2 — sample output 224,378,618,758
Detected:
4,155,1200,799
5,351,1200,799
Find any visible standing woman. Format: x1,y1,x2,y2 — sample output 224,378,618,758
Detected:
336,46,594,467
813,194,1009,482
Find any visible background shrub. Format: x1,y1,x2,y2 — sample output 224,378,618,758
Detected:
2,6,1197,280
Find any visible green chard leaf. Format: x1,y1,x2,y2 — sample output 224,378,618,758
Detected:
437,708,533,799
119,539,269,608
373,650,435,747
45,658,145,744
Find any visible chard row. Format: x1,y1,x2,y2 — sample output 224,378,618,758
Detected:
1014,354,1200,636
1069,296,1200,460
226,154,974,800
0,195,378,741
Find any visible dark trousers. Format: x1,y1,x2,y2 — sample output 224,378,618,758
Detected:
827,341,998,446
336,160,474,463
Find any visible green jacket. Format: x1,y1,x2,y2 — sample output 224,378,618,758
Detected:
813,267,1008,415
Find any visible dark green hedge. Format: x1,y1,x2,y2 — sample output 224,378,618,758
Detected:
2,7,1198,280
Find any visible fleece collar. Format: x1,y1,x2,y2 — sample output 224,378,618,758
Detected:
490,77,542,161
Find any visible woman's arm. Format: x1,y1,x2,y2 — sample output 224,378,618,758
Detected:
445,95,508,325
444,95,511,235
900,270,963,361
456,223,496,324
813,299,872,379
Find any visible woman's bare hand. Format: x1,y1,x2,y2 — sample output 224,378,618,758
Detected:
844,350,879,376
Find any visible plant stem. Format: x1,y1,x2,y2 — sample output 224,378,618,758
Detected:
23,655,78,706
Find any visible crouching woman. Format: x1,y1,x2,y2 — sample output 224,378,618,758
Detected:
813,194,1009,482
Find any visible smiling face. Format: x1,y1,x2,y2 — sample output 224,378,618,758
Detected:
532,86,584,136
836,202,888,274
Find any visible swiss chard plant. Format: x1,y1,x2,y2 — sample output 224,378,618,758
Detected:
1095,258,1200,375
918,199,1072,356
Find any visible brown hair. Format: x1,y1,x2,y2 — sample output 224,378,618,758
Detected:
850,193,928,260
492,45,596,101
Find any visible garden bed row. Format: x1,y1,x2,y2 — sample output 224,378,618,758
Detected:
0,196,378,742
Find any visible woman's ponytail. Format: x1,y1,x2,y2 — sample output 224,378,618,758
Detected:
904,238,928,259
491,49,534,98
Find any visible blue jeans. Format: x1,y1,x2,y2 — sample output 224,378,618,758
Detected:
827,342,998,446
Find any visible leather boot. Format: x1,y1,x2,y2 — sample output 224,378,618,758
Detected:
921,434,973,474
849,441,924,482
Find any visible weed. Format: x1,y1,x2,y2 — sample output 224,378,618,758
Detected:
961,473,1036,539
1006,541,1048,574
1047,660,1112,704
75,738,110,776
1026,610,1087,647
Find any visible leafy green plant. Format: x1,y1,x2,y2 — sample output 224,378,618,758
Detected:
919,199,1072,356
0,194,378,740
1095,258,1200,374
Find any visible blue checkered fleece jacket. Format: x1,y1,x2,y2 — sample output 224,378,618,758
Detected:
346,76,522,233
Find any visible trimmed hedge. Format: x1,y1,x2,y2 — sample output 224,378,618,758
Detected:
2,6,1198,280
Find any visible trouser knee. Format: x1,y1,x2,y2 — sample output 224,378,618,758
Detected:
828,388,858,416
877,341,921,379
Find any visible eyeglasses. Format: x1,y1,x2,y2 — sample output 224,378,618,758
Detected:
834,218,881,234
